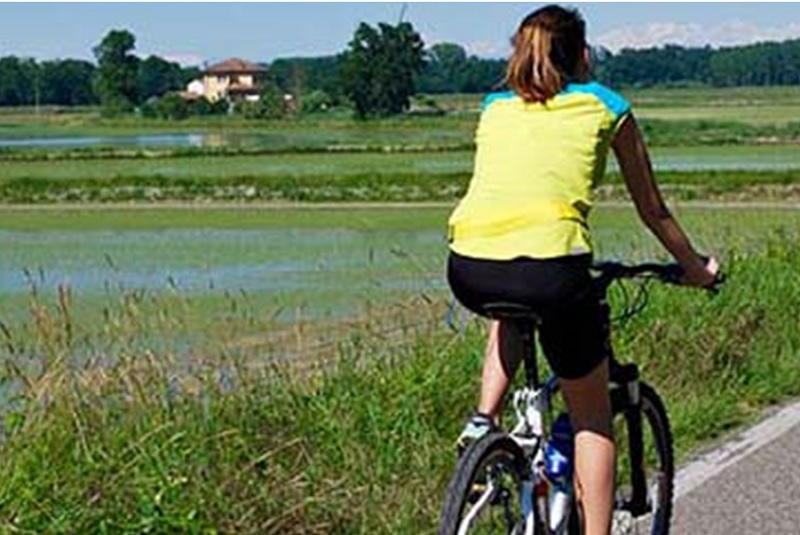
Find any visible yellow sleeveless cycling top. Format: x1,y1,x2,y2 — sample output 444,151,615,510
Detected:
448,82,630,260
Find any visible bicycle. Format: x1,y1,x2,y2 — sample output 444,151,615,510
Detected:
438,261,720,535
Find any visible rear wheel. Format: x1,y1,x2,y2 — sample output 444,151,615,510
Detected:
438,433,530,535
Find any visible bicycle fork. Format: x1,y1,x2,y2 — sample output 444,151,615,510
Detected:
620,374,650,517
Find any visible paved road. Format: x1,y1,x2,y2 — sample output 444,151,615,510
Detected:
671,400,800,534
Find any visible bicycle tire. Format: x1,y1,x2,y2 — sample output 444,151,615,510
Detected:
567,381,673,535
438,432,532,535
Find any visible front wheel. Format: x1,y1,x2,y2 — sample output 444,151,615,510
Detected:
613,382,674,535
568,381,674,535
438,433,531,535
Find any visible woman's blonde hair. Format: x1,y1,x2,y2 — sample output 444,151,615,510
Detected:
505,5,587,103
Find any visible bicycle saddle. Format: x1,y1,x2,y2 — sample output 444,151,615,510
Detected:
481,302,541,321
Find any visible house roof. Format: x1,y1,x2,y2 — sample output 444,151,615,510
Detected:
204,58,265,75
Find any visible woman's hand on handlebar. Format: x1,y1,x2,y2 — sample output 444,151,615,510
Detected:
681,256,721,290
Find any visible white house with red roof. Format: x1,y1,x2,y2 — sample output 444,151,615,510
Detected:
191,58,265,103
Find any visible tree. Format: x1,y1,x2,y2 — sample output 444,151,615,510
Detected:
420,42,468,93
138,55,184,102
40,59,97,106
179,66,202,86
459,56,506,93
301,89,332,114
270,56,344,104
92,29,140,114
340,21,425,118
0,56,37,106
240,79,287,119
140,93,188,120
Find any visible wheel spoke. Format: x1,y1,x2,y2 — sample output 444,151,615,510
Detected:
438,434,527,535
458,482,497,535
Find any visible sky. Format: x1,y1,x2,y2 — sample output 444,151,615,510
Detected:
2,2,800,66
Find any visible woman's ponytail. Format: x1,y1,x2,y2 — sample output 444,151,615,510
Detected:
505,5,587,103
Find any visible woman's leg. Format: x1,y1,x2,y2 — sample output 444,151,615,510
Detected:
477,319,524,419
559,359,615,535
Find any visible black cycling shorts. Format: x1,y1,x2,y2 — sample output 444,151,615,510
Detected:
447,251,610,380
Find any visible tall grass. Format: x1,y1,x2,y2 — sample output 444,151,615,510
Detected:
0,285,464,534
1,238,800,533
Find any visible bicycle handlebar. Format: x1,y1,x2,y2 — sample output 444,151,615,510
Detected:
591,260,724,294
589,260,723,327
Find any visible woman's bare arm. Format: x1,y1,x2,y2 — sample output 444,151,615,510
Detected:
612,113,717,287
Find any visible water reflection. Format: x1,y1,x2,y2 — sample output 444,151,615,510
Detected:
2,133,799,173
0,133,207,149
0,131,332,150
0,227,445,297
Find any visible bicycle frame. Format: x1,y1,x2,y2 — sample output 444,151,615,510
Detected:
478,300,648,533
494,321,649,535
506,316,573,535
454,261,703,535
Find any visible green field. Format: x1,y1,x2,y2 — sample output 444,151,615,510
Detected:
3,85,800,145
2,85,800,206
628,85,800,124
0,150,471,181
2,144,800,181
3,203,799,350
3,86,800,533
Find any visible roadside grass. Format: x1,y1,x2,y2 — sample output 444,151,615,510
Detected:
1,236,799,533
622,240,800,456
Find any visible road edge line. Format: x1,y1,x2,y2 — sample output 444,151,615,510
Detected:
675,398,800,498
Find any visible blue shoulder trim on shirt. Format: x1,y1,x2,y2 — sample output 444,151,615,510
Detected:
563,82,630,118
481,91,517,111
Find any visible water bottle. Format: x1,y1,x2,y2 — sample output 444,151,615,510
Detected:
544,413,574,531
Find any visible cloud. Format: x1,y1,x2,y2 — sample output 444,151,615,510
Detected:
160,53,204,67
596,21,800,52
422,33,508,58
464,40,508,58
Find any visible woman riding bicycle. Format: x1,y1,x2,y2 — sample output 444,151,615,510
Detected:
446,5,719,535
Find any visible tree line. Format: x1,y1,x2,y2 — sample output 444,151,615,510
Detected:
598,39,800,87
3,23,800,113
0,33,199,108
279,38,800,102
